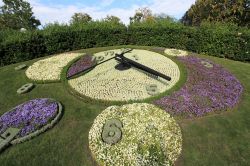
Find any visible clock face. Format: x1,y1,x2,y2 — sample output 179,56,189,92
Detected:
68,49,180,101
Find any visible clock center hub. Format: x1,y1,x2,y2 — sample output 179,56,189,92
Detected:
115,62,131,71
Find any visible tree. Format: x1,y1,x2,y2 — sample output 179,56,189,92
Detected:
104,15,121,23
154,13,177,22
0,0,41,30
129,7,153,24
181,0,250,27
70,12,92,24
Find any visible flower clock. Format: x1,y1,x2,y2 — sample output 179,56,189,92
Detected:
89,103,182,166
0,98,62,151
1,46,242,166
68,49,180,101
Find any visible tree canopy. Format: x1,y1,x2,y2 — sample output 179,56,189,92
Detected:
70,12,92,24
181,0,250,27
0,0,41,30
129,7,154,24
104,15,121,24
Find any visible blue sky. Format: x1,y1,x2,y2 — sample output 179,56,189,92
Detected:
0,0,196,25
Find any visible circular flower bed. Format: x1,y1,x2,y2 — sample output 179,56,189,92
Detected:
67,54,96,79
26,53,82,81
89,103,182,166
68,49,180,101
164,48,188,57
0,98,62,144
154,56,243,117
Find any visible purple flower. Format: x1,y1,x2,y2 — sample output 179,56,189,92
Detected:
67,55,96,78
0,99,58,137
154,56,243,118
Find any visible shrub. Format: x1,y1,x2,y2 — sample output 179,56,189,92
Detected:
0,21,249,66
0,30,46,66
185,22,250,61
0,22,127,66
128,21,250,61
128,21,189,49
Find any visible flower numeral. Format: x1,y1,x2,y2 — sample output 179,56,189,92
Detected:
146,84,159,95
101,119,123,145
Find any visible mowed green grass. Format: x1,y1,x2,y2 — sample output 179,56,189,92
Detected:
0,46,249,166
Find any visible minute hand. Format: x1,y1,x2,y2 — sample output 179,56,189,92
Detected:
115,54,171,81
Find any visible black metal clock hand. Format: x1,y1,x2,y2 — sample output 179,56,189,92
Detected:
115,54,172,81
67,48,171,81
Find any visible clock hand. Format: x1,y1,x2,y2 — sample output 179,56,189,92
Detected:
115,54,172,81
67,48,133,80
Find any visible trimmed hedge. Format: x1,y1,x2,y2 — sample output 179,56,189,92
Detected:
0,31,46,66
0,21,249,66
0,22,127,66
128,21,250,61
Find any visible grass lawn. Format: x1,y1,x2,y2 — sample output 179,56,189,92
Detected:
0,46,249,166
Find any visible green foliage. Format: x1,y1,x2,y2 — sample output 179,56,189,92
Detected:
0,21,249,66
129,7,153,24
0,22,127,66
70,12,92,25
0,0,41,30
128,21,250,61
181,0,250,27
103,15,121,24
154,13,177,23
0,30,46,66
186,21,250,60
128,21,189,49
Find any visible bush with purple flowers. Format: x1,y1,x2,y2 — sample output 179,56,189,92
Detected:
0,99,60,138
154,56,243,117
67,54,96,79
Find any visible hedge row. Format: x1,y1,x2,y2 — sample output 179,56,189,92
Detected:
0,22,128,66
0,21,249,66
128,22,250,61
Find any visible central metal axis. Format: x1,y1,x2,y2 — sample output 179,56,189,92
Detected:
115,62,131,71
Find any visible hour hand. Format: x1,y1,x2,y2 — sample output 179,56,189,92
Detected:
115,54,172,81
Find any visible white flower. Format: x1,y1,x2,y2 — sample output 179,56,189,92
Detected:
69,49,180,101
26,53,82,81
164,48,188,57
20,28,27,32
89,103,182,166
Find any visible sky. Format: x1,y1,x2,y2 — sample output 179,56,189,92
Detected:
0,0,196,26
